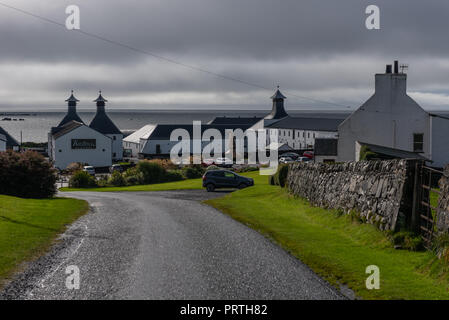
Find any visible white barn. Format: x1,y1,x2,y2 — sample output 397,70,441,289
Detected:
338,61,449,168
49,121,112,169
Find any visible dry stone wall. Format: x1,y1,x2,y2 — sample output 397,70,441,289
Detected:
287,160,414,231
437,166,449,233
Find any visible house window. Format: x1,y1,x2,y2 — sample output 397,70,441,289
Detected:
413,133,424,152
156,144,161,154
113,152,116,157
113,136,116,141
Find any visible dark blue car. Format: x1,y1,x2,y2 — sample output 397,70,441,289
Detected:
202,170,254,192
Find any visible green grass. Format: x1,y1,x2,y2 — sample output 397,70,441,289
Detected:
60,171,265,192
0,195,88,288
205,178,449,300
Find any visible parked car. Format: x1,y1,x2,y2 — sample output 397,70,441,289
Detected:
280,152,300,160
296,156,313,162
109,164,124,173
303,151,314,159
202,158,216,167
202,170,254,192
215,157,233,168
279,156,294,164
83,166,95,176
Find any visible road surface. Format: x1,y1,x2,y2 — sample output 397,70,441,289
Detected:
0,190,344,300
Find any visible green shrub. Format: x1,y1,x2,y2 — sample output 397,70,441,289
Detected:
235,166,259,173
123,167,144,185
69,171,97,188
108,171,126,187
137,160,166,184
271,164,289,187
182,166,204,179
392,231,424,251
206,165,219,171
0,150,57,198
165,170,185,182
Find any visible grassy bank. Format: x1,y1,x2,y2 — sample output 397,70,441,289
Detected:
0,195,88,288
60,171,264,192
205,178,449,299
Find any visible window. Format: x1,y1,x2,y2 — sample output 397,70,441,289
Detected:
224,172,235,179
113,136,116,141
113,152,116,157
156,144,161,154
413,133,424,152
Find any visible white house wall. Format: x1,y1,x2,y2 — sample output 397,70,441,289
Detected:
338,73,431,162
53,126,112,169
108,133,123,161
431,116,449,168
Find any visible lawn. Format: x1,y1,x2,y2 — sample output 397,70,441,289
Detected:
205,177,449,300
0,195,88,289
60,171,265,192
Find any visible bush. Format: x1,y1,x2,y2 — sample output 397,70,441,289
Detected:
108,171,126,187
271,164,289,187
165,170,185,182
66,162,84,174
235,166,259,173
206,165,219,171
137,160,166,184
182,166,204,179
69,170,97,188
0,150,57,198
148,159,177,170
123,167,144,186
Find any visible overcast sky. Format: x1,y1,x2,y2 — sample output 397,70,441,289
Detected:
1,0,449,111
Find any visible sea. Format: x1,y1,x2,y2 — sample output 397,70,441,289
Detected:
0,109,351,143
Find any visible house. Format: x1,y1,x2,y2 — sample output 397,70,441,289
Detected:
0,126,20,151
139,123,252,158
338,61,449,168
0,133,6,151
123,124,157,158
49,120,112,169
314,138,338,163
48,91,120,169
89,92,123,161
249,88,342,151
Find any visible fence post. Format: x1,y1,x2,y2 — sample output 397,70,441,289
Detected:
411,160,422,233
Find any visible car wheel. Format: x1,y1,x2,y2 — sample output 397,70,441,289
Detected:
238,183,248,189
206,184,215,192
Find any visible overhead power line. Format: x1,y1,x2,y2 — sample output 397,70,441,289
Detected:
0,1,352,108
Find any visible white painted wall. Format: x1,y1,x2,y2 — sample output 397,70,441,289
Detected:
108,133,123,161
270,128,337,150
51,125,112,169
338,73,431,162
123,140,140,158
431,116,449,168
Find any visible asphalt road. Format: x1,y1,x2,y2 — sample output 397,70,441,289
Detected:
0,190,344,300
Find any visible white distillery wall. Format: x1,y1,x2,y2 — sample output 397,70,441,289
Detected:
52,126,112,169
338,73,431,162
270,129,337,150
431,116,449,168
108,134,123,161
140,139,235,156
123,140,140,158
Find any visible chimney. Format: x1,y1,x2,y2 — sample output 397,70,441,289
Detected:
394,60,399,74
386,65,392,74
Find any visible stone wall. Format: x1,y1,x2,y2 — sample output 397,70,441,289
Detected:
437,166,449,233
287,160,415,231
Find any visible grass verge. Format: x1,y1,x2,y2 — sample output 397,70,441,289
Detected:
60,171,264,192
0,195,88,289
205,178,449,300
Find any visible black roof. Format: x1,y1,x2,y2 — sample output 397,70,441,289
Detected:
51,121,85,139
58,107,85,127
148,124,253,140
208,116,262,125
359,142,428,160
89,110,122,135
314,138,338,156
0,126,19,147
265,116,343,131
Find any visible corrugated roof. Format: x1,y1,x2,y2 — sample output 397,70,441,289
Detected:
314,138,338,156
0,126,19,147
265,116,343,131
359,141,428,160
89,110,122,135
123,124,158,143
208,116,262,125
51,120,84,139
